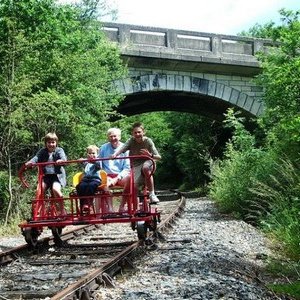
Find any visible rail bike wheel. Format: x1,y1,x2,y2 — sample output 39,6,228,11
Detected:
131,221,136,231
149,216,158,232
136,221,147,240
50,227,63,246
23,227,39,248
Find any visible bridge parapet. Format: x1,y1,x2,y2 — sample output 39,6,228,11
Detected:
102,22,276,70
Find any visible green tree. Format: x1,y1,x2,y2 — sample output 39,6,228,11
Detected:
239,9,300,161
0,0,126,222
164,113,221,189
256,10,300,162
209,9,300,264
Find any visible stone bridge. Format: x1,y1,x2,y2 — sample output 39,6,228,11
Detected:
103,22,274,121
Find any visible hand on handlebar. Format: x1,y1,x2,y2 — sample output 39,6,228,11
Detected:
88,157,96,163
25,162,34,169
55,159,65,166
140,149,151,157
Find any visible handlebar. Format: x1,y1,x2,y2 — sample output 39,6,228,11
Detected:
18,155,156,188
18,164,30,188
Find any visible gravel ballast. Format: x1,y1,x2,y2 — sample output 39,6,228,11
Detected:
96,197,284,300
0,197,287,300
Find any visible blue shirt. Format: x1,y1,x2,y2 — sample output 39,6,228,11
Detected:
82,161,101,181
99,142,130,179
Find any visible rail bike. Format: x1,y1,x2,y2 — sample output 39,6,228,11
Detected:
18,156,160,247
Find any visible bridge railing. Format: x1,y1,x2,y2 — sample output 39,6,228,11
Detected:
102,22,277,64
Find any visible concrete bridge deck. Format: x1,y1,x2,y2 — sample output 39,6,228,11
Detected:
102,22,275,76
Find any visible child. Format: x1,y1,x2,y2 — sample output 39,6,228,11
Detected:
76,145,102,213
111,122,161,204
25,132,67,214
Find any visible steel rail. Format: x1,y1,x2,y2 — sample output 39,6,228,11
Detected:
50,195,186,300
0,190,180,266
0,224,95,265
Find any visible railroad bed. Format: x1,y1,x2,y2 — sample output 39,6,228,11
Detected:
0,196,289,300
0,196,184,300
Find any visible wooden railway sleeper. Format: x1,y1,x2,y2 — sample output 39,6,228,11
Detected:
101,272,116,288
119,256,135,270
0,254,14,266
78,288,91,300
152,229,167,242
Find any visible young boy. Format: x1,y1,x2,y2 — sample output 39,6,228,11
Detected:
76,145,102,213
26,132,67,203
111,122,161,204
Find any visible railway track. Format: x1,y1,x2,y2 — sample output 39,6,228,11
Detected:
0,194,185,300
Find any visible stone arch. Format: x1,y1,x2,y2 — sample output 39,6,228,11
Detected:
113,74,264,121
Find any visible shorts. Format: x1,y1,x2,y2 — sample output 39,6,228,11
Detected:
43,174,60,189
107,173,128,188
133,160,154,186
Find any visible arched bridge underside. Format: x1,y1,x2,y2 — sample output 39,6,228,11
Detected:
113,74,263,122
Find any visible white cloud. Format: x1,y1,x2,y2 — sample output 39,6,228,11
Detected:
57,0,299,34
105,0,298,34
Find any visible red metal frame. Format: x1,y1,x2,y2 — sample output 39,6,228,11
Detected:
18,156,159,230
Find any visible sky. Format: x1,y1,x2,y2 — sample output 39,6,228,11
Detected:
59,0,299,35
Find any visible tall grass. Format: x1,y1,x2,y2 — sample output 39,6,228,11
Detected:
0,217,24,236
208,110,299,260
208,109,275,218
248,159,300,260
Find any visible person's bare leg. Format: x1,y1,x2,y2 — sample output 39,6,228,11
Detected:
52,182,65,214
143,168,154,192
142,163,159,204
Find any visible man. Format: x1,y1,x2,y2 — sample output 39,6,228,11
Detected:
99,128,130,186
99,128,130,212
